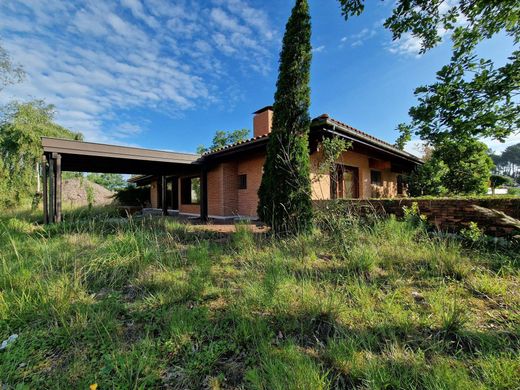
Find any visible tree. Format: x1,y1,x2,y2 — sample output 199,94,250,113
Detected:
258,0,313,235
1,41,24,92
490,175,514,195
490,143,520,184
86,173,127,191
408,157,449,197
0,101,82,207
338,1,519,148
197,129,250,154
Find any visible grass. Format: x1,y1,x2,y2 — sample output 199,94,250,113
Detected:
0,206,518,389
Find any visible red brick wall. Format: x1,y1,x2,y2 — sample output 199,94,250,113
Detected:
238,155,265,217
316,198,520,237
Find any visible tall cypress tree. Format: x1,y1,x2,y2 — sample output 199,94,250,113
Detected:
257,0,313,235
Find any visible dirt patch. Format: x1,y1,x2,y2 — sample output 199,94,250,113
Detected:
62,178,114,207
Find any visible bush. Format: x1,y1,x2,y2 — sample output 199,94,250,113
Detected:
114,186,150,206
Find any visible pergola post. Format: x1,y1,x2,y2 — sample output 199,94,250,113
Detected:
48,156,55,223
200,168,208,222
54,153,62,223
161,175,168,216
42,155,48,224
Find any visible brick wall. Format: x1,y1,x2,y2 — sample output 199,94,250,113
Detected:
238,154,265,217
316,198,520,236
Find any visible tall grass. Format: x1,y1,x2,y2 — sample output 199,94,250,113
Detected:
0,206,518,389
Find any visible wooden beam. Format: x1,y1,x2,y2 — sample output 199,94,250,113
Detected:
54,153,62,223
161,175,168,216
42,155,48,224
200,168,208,222
49,157,55,223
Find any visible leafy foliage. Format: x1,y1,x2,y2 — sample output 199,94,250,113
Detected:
435,139,494,195
408,157,449,197
317,136,352,175
490,174,514,189
86,173,127,191
409,139,493,196
258,0,313,235
0,40,24,91
338,0,519,193
0,101,82,208
490,143,520,184
196,129,250,155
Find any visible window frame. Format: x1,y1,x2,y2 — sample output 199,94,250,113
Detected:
370,170,382,186
238,174,247,190
181,177,201,205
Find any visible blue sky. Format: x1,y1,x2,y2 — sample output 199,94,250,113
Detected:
0,0,517,155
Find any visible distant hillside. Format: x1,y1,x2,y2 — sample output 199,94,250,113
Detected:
62,178,114,207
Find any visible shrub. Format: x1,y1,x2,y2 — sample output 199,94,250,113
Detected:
114,186,150,206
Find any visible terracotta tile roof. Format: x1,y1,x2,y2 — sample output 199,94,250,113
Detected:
203,114,421,162
202,133,269,156
318,115,420,161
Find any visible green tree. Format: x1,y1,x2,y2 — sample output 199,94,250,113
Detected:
0,100,82,207
490,175,514,194
408,157,449,197
197,129,250,154
490,143,520,183
86,173,127,191
1,41,24,91
436,140,494,195
258,0,313,235
338,0,519,147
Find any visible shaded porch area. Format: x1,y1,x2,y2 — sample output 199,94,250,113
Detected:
41,137,205,224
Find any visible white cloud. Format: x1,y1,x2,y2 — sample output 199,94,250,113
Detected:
386,1,467,57
313,45,325,53
350,28,377,47
404,133,520,158
0,0,276,144
388,32,423,57
339,25,379,49
484,134,520,154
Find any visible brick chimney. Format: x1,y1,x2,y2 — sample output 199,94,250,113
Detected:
253,106,273,138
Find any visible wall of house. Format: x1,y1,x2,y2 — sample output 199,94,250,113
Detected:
309,150,401,199
207,162,239,217
150,179,159,208
238,155,265,217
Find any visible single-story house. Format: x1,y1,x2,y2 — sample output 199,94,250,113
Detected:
129,106,422,220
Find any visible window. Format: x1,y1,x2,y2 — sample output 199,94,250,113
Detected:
397,175,404,195
181,177,200,204
238,174,247,190
371,170,382,186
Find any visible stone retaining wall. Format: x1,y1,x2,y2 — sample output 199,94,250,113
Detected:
315,198,520,237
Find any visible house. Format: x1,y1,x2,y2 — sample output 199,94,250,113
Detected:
129,106,422,220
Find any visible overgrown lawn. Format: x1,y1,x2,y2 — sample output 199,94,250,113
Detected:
0,207,518,389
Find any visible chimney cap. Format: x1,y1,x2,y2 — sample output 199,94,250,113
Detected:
253,105,273,115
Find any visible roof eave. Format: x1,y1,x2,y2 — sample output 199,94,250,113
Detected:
313,118,423,164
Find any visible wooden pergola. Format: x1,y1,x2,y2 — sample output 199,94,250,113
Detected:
41,137,204,224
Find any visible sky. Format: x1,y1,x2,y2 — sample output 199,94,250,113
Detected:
0,0,518,156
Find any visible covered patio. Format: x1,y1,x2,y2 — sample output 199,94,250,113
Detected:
41,137,206,224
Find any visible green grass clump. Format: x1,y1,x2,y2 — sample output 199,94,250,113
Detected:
0,207,518,389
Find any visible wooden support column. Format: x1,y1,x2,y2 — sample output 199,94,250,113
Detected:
161,176,168,216
200,168,208,222
49,157,55,223
54,153,62,223
42,155,49,224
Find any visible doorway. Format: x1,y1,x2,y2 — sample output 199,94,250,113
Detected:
332,165,359,199
158,177,179,210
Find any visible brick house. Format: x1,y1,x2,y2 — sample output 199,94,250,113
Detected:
130,106,422,220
